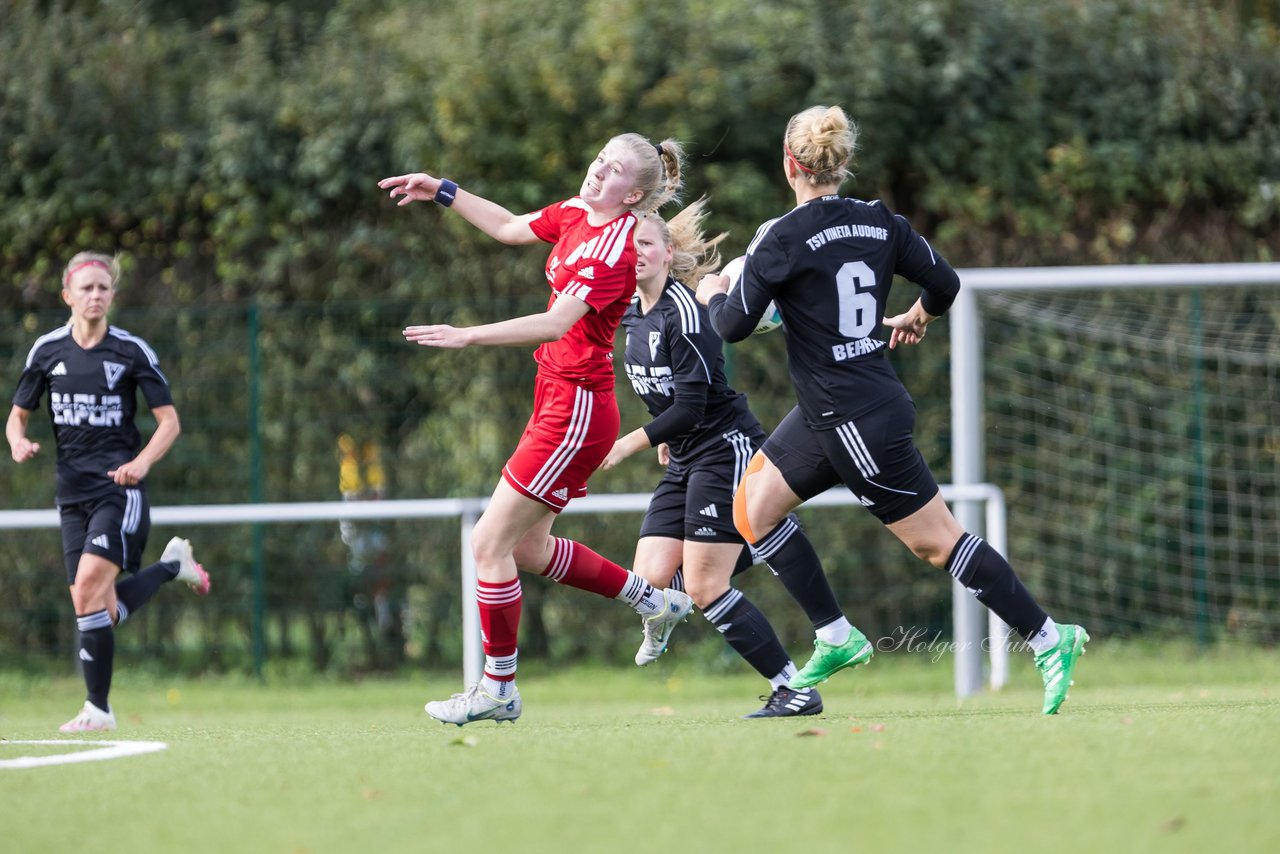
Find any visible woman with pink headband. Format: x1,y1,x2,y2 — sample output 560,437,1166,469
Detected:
7,251,211,732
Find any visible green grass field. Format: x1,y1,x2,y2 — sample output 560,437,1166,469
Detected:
2,643,1277,853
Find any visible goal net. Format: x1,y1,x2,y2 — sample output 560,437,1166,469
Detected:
958,266,1279,646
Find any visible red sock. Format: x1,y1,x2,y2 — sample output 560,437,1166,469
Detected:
476,578,521,681
541,537,628,598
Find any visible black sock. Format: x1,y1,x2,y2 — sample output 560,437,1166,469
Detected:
731,545,754,578
114,560,179,623
751,516,844,629
76,609,115,712
702,589,791,680
946,533,1048,639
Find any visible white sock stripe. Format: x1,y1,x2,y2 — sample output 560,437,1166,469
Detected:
544,537,573,582
476,579,522,606
115,602,129,625
621,573,650,604
836,421,880,478
752,517,799,559
703,589,743,623
948,534,983,580
485,653,518,669
529,387,592,495
77,610,113,631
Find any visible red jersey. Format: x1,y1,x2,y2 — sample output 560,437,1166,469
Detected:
528,197,637,391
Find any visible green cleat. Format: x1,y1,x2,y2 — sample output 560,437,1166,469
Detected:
1036,623,1090,715
790,628,874,689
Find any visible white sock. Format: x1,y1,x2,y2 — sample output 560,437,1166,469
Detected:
769,662,797,690
633,585,668,618
481,676,516,699
1027,618,1060,655
815,617,853,646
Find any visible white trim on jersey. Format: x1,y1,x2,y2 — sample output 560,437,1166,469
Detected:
24,325,73,369
564,216,635,269
738,210,807,316
895,214,937,264
561,281,594,302
668,281,701,335
668,284,714,383
527,386,593,496
109,327,170,385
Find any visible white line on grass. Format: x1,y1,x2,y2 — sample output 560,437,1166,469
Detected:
0,740,168,769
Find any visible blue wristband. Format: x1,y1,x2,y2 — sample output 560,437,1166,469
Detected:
435,179,458,207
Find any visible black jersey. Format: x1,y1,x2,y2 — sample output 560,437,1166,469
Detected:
620,277,759,469
12,324,173,503
708,195,960,429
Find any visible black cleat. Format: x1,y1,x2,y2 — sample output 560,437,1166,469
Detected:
743,685,823,718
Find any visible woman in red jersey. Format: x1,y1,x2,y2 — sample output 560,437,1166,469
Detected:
380,135,693,725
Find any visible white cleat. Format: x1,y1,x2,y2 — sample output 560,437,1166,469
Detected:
425,683,522,726
161,537,210,596
635,616,666,666
635,589,694,666
59,700,117,733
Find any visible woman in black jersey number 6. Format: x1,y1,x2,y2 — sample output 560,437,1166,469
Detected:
695,105,1089,715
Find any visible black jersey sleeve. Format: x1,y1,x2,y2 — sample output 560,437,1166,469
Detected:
641,380,709,447
121,333,174,409
12,362,48,411
641,295,719,446
891,214,960,316
709,222,786,342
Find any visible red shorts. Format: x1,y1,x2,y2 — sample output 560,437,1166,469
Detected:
502,374,620,512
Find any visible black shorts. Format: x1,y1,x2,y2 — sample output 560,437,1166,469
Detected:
762,400,938,525
639,428,757,544
59,488,151,584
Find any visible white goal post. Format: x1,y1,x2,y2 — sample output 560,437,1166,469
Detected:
0,485,1008,696
949,260,1280,694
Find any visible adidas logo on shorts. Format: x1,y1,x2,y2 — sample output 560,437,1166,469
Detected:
694,527,716,537
551,488,568,501
699,504,718,518
91,534,110,550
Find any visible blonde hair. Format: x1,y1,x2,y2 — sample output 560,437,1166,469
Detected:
611,133,684,213
62,251,120,288
784,105,858,187
638,197,726,287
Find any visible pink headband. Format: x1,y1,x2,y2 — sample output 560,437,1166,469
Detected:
63,259,111,285
784,142,817,175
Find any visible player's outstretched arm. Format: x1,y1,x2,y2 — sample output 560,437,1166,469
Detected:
404,290,591,350
378,172,539,246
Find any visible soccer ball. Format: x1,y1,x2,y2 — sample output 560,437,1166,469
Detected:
720,255,783,335
752,301,784,335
